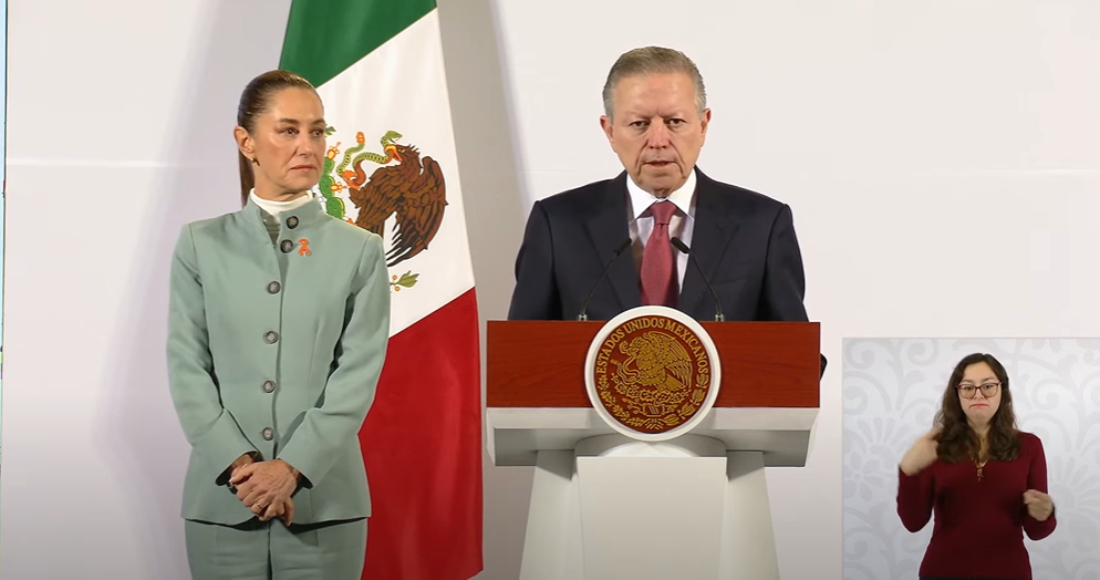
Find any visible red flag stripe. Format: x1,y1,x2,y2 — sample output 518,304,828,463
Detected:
359,288,483,579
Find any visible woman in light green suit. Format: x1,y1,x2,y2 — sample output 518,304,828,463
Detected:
166,69,390,579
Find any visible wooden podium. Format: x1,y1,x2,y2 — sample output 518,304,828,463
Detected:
487,319,820,580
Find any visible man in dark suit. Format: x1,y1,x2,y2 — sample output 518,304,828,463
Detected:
508,46,814,337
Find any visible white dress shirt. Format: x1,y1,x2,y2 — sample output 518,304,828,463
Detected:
625,168,697,292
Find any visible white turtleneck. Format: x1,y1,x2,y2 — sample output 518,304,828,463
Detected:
249,189,316,240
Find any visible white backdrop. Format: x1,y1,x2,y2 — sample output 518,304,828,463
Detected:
1,1,294,577
3,1,1100,579
842,338,1100,579
0,0,7,467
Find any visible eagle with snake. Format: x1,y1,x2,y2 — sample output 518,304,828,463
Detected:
328,130,448,268
615,332,694,396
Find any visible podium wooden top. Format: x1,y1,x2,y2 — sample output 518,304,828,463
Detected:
487,320,819,409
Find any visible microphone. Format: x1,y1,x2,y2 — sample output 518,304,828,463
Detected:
577,237,632,321
671,237,725,322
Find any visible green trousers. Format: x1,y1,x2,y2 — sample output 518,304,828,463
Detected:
184,517,368,580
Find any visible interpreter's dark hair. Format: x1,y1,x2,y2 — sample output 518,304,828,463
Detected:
934,352,1020,463
236,70,317,206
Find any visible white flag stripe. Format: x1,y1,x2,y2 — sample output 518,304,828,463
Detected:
314,10,475,338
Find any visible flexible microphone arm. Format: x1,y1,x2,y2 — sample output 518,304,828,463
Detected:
577,238,632,321
671,236,725,322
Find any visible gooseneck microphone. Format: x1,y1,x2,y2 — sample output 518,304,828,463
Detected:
577,238,632,321
671,237,725,322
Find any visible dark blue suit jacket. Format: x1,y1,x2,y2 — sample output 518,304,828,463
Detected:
508,167,810,322
507,167,826,375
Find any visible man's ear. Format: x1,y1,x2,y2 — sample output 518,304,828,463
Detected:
699,108,712,141
600,115,615,150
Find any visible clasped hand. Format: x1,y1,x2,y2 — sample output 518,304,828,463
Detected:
1023,489,1054,521
229,456,300,525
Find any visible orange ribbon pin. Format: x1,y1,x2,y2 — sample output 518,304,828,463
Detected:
298,238,312,256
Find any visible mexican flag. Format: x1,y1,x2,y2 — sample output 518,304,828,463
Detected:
280,2,483,579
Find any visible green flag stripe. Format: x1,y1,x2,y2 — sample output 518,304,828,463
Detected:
280,0,437,88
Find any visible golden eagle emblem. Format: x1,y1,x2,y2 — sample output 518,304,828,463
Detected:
317,129,449,278
591,316,714,433
616,332,694,411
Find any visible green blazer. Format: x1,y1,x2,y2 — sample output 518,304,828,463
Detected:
167,195,390,526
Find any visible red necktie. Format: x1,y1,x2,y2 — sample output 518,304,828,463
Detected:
640,201,678,307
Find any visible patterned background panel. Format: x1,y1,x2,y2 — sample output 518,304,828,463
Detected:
842,338,1100,580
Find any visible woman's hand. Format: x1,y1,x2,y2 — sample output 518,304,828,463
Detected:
257,496,296,525
1024,489,1054,521
228,453,255,479
229,460,300,518
899,425,942,476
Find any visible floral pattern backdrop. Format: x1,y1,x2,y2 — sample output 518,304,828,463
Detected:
842,338,1100,579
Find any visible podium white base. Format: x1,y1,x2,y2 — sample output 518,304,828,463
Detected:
518,434,780,580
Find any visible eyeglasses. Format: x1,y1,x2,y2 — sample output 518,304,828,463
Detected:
957,382,1000,399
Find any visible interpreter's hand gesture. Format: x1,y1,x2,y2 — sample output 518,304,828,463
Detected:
1023,489,1054,521
899,425,943,476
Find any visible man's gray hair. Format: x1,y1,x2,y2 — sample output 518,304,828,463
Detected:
601,46,707,119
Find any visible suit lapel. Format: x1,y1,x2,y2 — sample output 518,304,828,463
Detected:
585,173,640,312
679,170,738,318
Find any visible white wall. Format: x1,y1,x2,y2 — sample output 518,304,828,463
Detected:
0,0,7,465
1,1,291,577
3,1,1099,579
